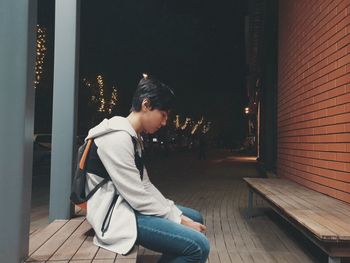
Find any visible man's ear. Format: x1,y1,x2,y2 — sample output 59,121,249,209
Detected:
141,99,151,111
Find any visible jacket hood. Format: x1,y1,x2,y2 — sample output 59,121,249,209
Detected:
86,116,137,140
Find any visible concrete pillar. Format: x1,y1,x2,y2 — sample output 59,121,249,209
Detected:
260,0,278,171
49,0,80,221
0,0,37,262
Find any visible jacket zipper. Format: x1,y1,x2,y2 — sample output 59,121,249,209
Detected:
101,194,119,237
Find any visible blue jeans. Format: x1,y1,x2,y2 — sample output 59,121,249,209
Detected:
135,205,210,263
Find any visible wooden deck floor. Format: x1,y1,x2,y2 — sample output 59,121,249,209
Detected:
31,150,322,263
27,218,138,263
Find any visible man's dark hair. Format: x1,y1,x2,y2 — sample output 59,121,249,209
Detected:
131,78,175,112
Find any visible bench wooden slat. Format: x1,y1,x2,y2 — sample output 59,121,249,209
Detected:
289,210,338,239
321,211,350,236
95,247,118,259
306,211,350,239
244,178,350,241
28,220,67,255
309,194,350,218
71,234,99,260
49,219,92,261
246,182,335,238
28,219,84,261
115,259,140,263
263,194,346,238
91,259,115,263
27,217,138,263
244,177,350,262
276,186,350,223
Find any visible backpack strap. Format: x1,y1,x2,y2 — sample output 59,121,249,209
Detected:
131,136,144,180
86,177,110,200
86,141,110,179
85,136,144,180
79,135,144,203
79,139,93,169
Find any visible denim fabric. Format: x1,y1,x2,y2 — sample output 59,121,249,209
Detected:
135,205,210,263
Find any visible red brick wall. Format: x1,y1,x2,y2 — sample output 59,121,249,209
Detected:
277,0,350,203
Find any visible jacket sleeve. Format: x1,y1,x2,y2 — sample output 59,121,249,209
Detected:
96,131,182,223
142,170,182,218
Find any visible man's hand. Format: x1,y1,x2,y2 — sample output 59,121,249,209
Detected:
181,215,207,233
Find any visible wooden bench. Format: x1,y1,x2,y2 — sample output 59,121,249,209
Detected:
26,217,138,263
244,177,350,263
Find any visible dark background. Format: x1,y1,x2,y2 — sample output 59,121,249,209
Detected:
35,0,248,143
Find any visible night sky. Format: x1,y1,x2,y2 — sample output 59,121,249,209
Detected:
36,0,248,141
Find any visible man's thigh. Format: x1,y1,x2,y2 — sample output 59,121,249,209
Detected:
135,213,208,255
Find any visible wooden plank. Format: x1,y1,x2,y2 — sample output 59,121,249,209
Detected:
287,209,338,239
71,234,99,260
115,259,138,263
49,219,92,260
244,178,350,241
210,189,224,263
272,252,299,263
91,259,115,263
319,211,350,237
29,227,39,235
208,251,221,263
308,193,350,218
228,251,244,263
28,220,68,256
250,251,274,263
214,191,231,263
306,211,350,239
94,247,118,260
28,219,83,261
237,251,254,263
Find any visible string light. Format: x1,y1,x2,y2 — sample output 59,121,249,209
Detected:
174,115,180,129
181,118,191,130
191,117,205,134
191,123,199,134
97,75,105,112
34,25,47,89
174,114,212,134
83,74,119,114
108,86,118,114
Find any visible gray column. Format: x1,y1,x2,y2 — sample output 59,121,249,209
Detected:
49,0,80,221
260,0,278,171
0,0,37,262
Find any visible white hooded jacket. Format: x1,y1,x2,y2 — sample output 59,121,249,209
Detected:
85,116,182,254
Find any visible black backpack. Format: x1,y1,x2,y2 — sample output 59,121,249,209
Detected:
70,135,144,208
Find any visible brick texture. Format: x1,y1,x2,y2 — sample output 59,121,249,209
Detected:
277,0,350,203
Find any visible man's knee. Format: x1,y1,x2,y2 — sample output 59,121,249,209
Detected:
190,233,210,262
200,235,210,260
